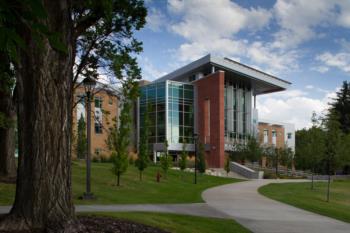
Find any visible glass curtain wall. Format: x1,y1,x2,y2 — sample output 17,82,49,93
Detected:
167,81,194,144
139,82,166,143
224,80,251,144
139,81,194,145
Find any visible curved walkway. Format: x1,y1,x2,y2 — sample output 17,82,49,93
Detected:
0,203,229,219
202,179,350,233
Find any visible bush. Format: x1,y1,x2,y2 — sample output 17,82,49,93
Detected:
263,172,278,179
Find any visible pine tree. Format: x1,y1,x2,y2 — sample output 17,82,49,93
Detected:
330,81,350,134
135,104,150,181
160,139,172,178
179,141,188,171
324,111,343,202
76,115,87,159
197,142,206,174
224,156,231,176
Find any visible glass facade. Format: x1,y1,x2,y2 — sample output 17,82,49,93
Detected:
224,80,251,143
167,81,194,144
139,82,166,143
139,81,194,145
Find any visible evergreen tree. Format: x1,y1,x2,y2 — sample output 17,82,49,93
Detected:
76,115,87,159
224,156,231,176
135,104,150,181
330,81,350,134
324,112,343,202
245,136,263,163
160,139,172,178
108,80,138,186
179,141,188,171
197,142,206,174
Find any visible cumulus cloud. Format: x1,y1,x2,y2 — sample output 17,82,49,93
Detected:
146,8,166,31
169,0,272,42
166,0,301,74
257,88,336,129
316,52,350,73
138,57,168,81
272,0,337,49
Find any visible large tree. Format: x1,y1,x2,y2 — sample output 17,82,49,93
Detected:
135,103,150,181
0,58,16,182
0,0,146,232
330,81,350,134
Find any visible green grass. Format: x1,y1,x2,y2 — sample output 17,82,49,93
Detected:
0,161,239,205
83,212,251,233
259,180,350,223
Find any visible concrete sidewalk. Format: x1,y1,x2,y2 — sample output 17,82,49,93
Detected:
0,203,230,219
202,179,350,233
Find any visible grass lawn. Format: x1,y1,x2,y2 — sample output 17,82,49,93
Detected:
0,161,239,205
259,180,350,223
84,212,251,233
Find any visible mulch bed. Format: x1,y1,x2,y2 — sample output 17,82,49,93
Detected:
0,215,169,233
78,216,170,233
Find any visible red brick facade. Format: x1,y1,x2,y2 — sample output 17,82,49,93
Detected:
194,71,225,168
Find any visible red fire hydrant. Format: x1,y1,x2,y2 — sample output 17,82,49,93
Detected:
156,171,162,183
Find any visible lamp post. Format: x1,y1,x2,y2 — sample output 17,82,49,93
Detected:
82,77,96,200
193,133,199,184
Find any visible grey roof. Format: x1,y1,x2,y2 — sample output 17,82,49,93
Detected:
153,54,291,95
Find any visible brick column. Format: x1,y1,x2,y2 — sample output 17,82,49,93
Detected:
194,71,225,168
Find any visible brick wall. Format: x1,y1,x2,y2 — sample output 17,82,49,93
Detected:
194,71,225,168
72,86,118,159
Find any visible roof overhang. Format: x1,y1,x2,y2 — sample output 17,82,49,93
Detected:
153,54,291,95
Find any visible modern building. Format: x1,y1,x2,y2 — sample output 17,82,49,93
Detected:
258,119,295,151
72,83,119,159
138,54,291,168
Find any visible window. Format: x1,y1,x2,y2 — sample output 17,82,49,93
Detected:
263,129,268,144
272,130,277,145
95,123,103,134
95,96,103,108
287,132,292,139
109,97,113,105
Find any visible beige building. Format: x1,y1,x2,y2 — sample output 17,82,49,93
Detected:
72,84,119,160
258,120,295,151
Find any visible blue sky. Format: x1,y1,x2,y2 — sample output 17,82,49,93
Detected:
134,0,350,129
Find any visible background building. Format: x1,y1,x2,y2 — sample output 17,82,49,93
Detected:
258,119,295,151
138,54,291,168
72,83,119,159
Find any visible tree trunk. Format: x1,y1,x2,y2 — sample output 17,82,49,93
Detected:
0,1,80,232
326,174,331,202
117,172,121,186
0,88,16,183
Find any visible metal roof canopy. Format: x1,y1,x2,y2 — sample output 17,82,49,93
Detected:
153,54,291,95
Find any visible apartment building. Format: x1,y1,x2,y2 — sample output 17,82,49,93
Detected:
72,83,119,159
137,54,291,168
258,119,295,151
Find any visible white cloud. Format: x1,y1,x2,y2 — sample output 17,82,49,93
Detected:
169,0,272,43
311,65,329,73
146,8,166,31
316,52,350,73
305,85,314,89
337,1,350,28
272,0,336,49
139,57,168,81
257,88,336,129
166,0,302,74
